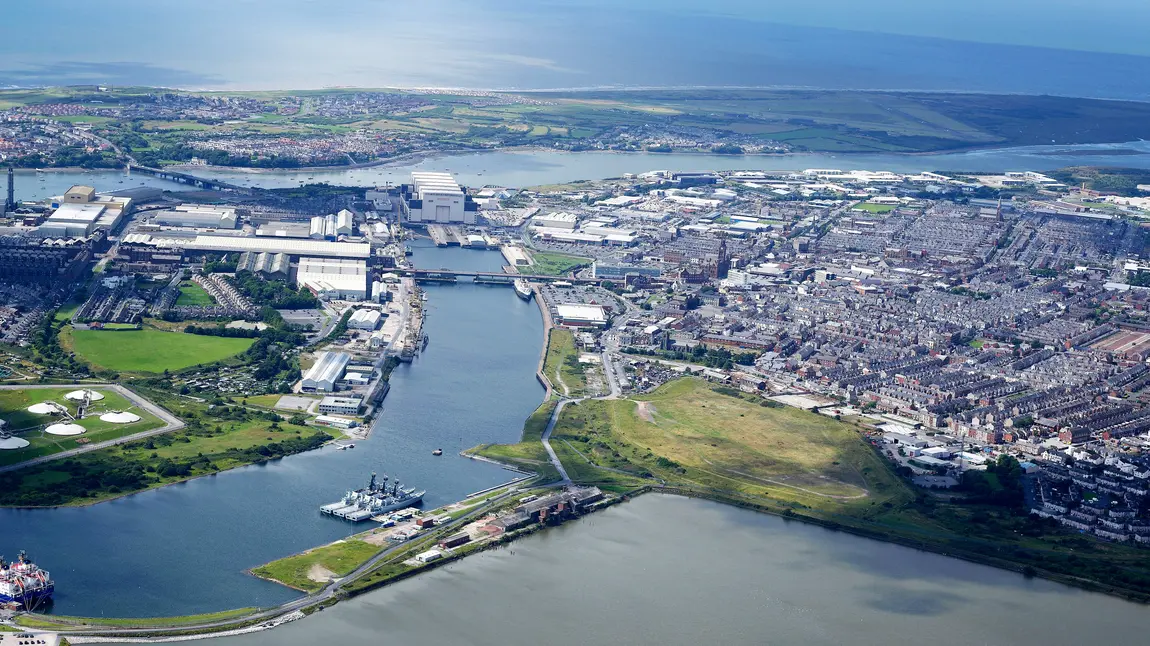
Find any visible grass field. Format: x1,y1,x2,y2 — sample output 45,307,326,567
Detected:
542,329,586,397
517,252,590,277
0,387,165,467
15,608,258,630
551,379,909,510
853,202,896,214
175,281,216,307
63,328,254,373
251,539,381,592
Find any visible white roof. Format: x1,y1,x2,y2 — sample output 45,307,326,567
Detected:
303,351,351,386
49,203,105,223
556,303,608,323
182,235,371,259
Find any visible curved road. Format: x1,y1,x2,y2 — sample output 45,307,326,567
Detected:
0,383,184,475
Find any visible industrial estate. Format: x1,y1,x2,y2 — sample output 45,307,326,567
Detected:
1,83,1150,642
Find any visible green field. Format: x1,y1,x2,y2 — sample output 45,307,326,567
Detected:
853,202,896,214
541,329,586,397
63,328,254,373
517,252,590,277
0,387,166,467
15,608,258,630
0,393,331,507
251,539,381,592
175,281,216,306
551,379,904,506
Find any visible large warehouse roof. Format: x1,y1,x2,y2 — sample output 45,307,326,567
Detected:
154,235,370,258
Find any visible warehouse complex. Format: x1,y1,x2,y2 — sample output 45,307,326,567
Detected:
301,351,351,392
150,205,238,229
296,257,368,300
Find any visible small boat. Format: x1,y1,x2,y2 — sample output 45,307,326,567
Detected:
432,449,442,456
338,443,356,450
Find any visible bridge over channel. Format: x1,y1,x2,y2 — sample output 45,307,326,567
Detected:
129,164,254,193
396,268,599,285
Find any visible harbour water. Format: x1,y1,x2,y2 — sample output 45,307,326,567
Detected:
0,244,545,617
116,494,1150,646
15,140,1150,203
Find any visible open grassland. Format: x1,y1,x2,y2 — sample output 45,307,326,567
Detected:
552,379,905,509
15,608,258,630
175,281,216,306
540,378,1150,601
251,539,381,592
517,252,590,277
541,329,586,397
0,387,165,467
62,328,254,373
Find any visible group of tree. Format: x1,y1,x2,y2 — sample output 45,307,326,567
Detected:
229,271,318,309
624,344,758,370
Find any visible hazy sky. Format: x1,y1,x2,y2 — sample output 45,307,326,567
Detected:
1,1,1147,92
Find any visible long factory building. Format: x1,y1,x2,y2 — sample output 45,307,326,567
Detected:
122,233,371,259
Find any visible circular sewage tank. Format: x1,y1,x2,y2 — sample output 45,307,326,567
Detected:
45,423,85,436
0,436,31,450
99,411,141,424
65,389,106,402
27,402,66,415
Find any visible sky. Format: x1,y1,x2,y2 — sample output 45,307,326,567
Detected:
0,1,1147,94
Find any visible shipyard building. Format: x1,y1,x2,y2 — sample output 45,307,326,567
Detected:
302,351,350,392
296,257,368,300
39,185,132,237
401,172,478,224
150,205,238,229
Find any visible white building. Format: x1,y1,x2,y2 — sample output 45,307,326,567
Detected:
404,172,476,224
532,212,579,229
336,209,354,236
555,303,609,328
297,257,368,300
39,185,132,237
318,396,362,415
302,351,350,392
151,205,238,229
348,308,382,330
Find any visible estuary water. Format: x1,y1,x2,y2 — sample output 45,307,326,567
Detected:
3,1,1150,99
0,245,545,617
117,494,1150,646
15,140,1150,203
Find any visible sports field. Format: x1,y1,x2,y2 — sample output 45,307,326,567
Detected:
517,252,590,277
174,281,216,306
64,329,255,373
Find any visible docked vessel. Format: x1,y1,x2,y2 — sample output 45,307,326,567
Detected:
320,472,425,522
0,551,54,610
514,278,533,301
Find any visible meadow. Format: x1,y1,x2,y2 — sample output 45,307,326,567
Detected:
63,329,254,373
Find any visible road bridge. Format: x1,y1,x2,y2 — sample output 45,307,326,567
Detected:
397,268,598,284
129,164,254,193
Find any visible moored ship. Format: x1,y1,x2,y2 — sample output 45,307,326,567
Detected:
514,278,533,301
0,551,54,610
320,472,425,522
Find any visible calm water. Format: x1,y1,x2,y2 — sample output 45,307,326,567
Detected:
2,1,1150,98
0,246,545,617
17,141,1150,202
121,494,1150,646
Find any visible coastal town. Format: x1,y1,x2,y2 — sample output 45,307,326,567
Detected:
2,128,1150,637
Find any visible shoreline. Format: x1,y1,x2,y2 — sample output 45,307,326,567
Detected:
23,140,1149,181
20,486,1150,642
